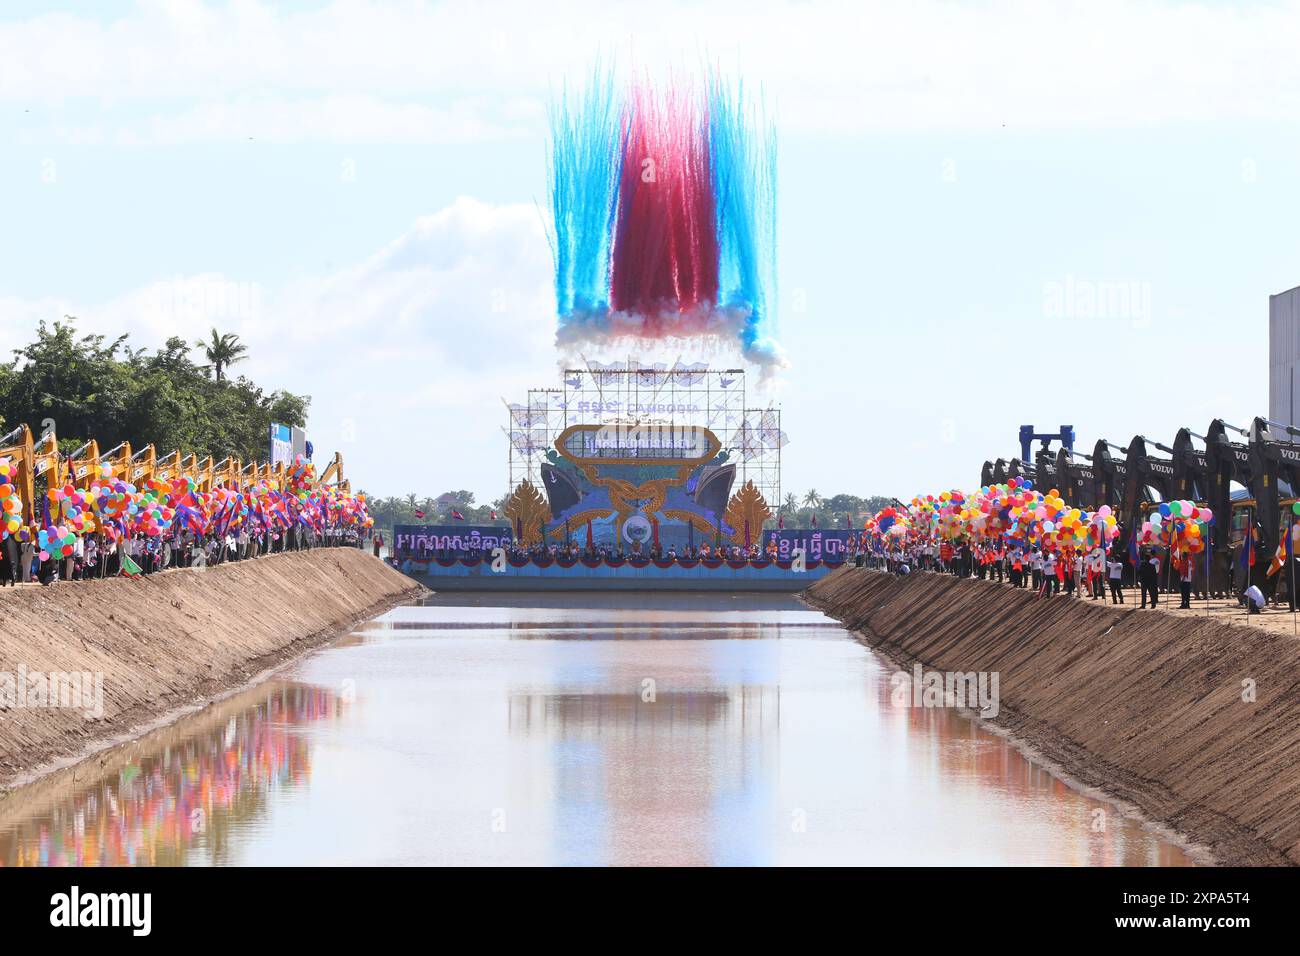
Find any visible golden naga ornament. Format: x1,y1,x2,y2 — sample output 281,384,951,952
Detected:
724,480,772,546
504,480,551,547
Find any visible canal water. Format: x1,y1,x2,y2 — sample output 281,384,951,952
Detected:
0,593,1194,866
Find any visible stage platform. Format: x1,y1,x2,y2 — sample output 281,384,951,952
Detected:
394,555,841,592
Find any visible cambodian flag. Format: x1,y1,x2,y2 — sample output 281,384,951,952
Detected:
1267,526,1294,577
176,504,204,533
1240,526,1255,569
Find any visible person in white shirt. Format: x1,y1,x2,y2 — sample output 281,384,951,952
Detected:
1106,557,1124,604
1041,552,1058,595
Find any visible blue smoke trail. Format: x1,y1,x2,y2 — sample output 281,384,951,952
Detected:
547,66,622,318
708,77,779,365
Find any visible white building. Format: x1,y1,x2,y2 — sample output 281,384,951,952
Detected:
1269,284,1300,427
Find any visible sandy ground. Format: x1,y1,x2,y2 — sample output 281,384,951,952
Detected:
807,568,1300,867
0,548,425,791
1101,588,1300,637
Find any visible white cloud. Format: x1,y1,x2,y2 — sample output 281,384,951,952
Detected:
5,0,1300,145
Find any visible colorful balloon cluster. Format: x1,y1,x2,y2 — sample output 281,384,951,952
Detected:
1137,500,1213,555
869,477,1133,555
48,483,97,535
0,456,22,539
37,525,77,561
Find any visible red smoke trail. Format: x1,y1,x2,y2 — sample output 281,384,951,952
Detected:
609,83,720,324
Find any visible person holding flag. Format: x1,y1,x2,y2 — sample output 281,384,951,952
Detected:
119,546,144,578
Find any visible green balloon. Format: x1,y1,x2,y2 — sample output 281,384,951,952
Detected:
1292,502,1300,516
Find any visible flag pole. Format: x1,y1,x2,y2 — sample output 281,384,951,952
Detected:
1290,519,1296,638
1205,513,1211,619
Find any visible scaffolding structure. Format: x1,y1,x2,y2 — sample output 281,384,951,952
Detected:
506,361,785,509
505,388,565,495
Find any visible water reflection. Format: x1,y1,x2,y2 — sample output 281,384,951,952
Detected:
875,689,1193,867
0,599,1199,866
509,686,781,866
0,683,343,867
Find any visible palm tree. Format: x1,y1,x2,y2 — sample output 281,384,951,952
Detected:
196,329,249,381
783,492,798,515
802,489,822,510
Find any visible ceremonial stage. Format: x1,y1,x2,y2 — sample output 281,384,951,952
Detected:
390,363,832,592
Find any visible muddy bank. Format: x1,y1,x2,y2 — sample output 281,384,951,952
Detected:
0,548,425,790
807,568,1300,866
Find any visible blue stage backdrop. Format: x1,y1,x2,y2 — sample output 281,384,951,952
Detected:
393,524,514,558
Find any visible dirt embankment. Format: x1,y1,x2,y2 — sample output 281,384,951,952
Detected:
0,549,425,790
807,568,1300,866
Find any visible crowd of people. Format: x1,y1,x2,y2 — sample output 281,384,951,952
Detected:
1,523,367,586
0,452,373,588
857,538,1286,613
392,537,803,569
846,483,1300,613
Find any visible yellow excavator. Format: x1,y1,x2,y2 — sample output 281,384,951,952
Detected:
320,451,350,493
67,439,101,488
155,449,183,484
0,424,64,525
1,421,351,524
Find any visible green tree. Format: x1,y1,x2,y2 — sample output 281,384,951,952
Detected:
360,491,508,534
0,319,307,463
195,329,249,382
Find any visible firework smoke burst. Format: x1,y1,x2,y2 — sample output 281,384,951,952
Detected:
547,67,784,371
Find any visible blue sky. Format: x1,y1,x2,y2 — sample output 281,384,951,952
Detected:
2,0,1297,503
